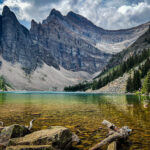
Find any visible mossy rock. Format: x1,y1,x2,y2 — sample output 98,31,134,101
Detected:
0,143,6,150
8,126,78,150
0,124,30,146
0,127,4,134
6,145,56,150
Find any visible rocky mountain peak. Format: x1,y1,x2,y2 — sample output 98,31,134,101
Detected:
2,6,10,15
67,11,81,19
66,11,95,27
2,5,19,25
31,19,38,28
50,8,62,17
42,8,63,24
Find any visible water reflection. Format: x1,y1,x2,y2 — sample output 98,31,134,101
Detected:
0,93,6,104
0,93,150,150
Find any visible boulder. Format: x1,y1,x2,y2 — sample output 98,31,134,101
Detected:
0,124,30,146
0,127,4,134
0,143,6,150
72,133,81,144
6,145,56,150
8,126,78,150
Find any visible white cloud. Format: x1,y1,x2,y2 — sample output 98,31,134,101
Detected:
0,0,31,20
0,0,150,30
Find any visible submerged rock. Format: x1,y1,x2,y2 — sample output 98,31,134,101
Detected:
0,127,4,134
0,143,6,150
9,126,78,150
0,124,30,146
6,145,56,150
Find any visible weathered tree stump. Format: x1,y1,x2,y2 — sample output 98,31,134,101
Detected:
89,120,132,150
107,141,117,150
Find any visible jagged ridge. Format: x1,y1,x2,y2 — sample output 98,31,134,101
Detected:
0,6,59,74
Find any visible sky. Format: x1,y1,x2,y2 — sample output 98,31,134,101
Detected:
0,0,150,30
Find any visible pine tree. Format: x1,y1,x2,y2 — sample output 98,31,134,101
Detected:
143,71,150,94
126,76,133,92
133,70,141,91
97,78,102,89
141,58,150,78
92,80,98,90
121,62,127,74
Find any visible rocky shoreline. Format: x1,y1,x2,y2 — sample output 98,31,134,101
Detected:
0,122,80,150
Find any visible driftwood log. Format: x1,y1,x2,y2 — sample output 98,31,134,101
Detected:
0,121,4,127
28,119,35,130
107,141,117,150
89,120,132,150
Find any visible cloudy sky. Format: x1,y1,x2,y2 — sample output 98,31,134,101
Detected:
0,0,150,30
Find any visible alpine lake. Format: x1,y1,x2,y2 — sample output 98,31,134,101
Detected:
0,92,150,150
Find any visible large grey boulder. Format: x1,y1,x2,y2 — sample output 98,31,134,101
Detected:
6,145,56,150
9,126,79,150
0,124,30,146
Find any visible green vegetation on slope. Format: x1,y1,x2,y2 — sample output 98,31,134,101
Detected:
143,71,150,94
102,26,150,72
0,76,11,91
64,48,150,92
64,82,92,92
126,71,141,92
126,58,150,93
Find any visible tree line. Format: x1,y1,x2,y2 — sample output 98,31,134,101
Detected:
126,58,150,93
64,48,150,92
0,76,8,91
92,48,150,90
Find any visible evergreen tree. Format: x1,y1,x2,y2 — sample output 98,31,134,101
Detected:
141,58,150,78
143,71,150,94
97,78,102,89
121,62,127,74
133,70,141,91
0,76,7,91
92,80,98,90
126,76,133,92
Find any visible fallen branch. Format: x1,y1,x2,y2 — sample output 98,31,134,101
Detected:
89,120,132,150
0,121,4,127
28,119,35,130
102,120,118,131
107,141,117,150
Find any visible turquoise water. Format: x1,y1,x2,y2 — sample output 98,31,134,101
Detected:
0,92,150,150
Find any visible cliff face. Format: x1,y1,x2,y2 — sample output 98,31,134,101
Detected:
41,10,150,54
30,9,111,74
0,6,58,74
0,6,149,91
30,9,150,74
105,26,150,70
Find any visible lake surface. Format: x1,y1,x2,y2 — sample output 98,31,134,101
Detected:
0,92,150,150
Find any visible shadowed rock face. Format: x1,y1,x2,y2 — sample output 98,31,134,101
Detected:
0,6,59,74
0,6,111,74
30,10,111,74
0,6,149,75
30,9,150,73
105,26,150,70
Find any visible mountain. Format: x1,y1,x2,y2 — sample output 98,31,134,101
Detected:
0,6,93,90
85,27,150,93
0,6,59,74
44,9,150,54
31,9,150,56
30,9,111,74
0,6,150,91
105,26,150,70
